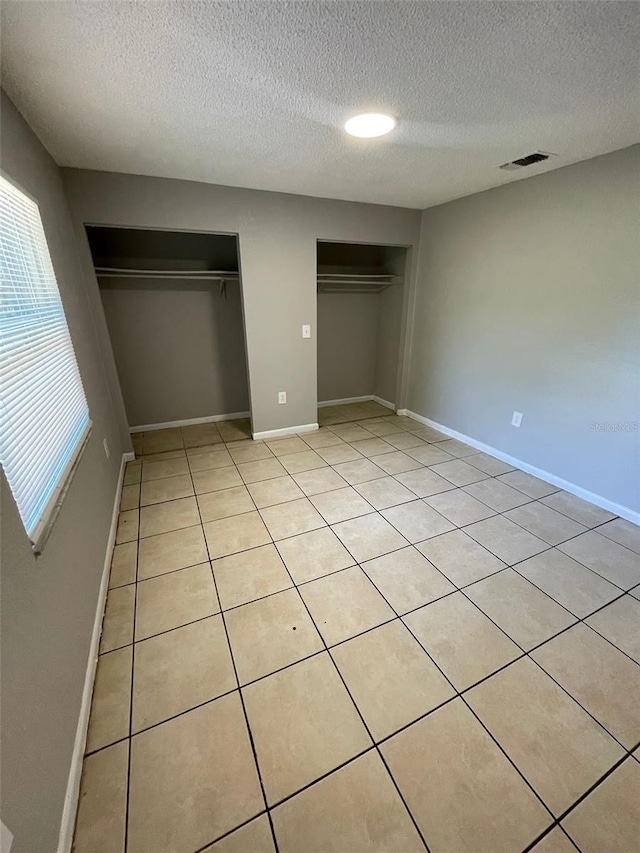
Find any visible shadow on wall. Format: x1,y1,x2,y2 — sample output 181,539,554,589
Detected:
99,279,250,427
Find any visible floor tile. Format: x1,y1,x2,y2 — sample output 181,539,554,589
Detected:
466,658,624,815
370,450,422,475
135,563,219,640
276,527,355,584
416,529,506,586
407,425,448,442
266,436,310,457
558,530,640,589
562,758,640,853
360,420,403,438
100,585,135,653
204,511,271,558
516,548,621,618
187,448,233,472
465,451,515,476
424,488,496,526
301,428,345,449
141,449,186,463
279,449,328,473
124,461,142,485
202,815,275,853
532,623,640,748
140,474,194,506
141,427,184,455
317,443,364,464
237,457,287,483
361,546,455,614
73,741,128,853
120,482,140,511
497,470,558,498
86,646,132,752
141,456,189,481
328,423,374,442
332,621,454,740
349,437,395,458
310,486,374,523
115,509,138,544
180,422,221,448
404,593,520,690
395,467,456,497
405,444,454,466
139,496,199,538
332,513,407,562
540,490,616,527
137,525,207,580
260,497,326,539
504,502,587,545
127,694,263,853
109,541,137,588
229,442,274,464
433,438,478,458
197,485,254,522
132,615,235,732
300,566,396,645
271,750,424,853
213,543,292,610
586,595,640,661
466,569,576,650
243,654,371,805
225,588,323,684
292,466,347,496
384,431,427,450
429,458,489,487
465,515,548,564
463,478,531,511
193,466,244,494
382,699,550,852
353,476,416,509
246,475,304,508
332,458,386,485
381,500,455,543
597,517,640,554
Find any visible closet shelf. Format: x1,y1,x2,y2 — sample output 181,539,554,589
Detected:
94,267,240,282
317,272,403,293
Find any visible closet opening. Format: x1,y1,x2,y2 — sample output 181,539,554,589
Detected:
316,240,407,424
86,226,252,445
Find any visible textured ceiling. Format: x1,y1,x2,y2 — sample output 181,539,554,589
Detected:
1,1,639,209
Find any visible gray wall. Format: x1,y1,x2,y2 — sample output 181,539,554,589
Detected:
408,145,640,513
100,278,250,427
374,284,404,406
0,93,125,852
62,169,420,435
317,292,379,402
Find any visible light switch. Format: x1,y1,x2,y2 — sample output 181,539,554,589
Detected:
302,324,311,339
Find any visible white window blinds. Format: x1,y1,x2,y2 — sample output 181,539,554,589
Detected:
0,174,91,551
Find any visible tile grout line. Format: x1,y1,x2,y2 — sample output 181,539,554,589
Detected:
185,446,282,853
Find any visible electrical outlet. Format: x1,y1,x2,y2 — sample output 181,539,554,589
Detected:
103,438,110,459
511,411,523,428
278,391,287,405
302,324,311,339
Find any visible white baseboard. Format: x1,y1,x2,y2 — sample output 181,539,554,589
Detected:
56,453,128,853
253,423,319,440
129,411,251,432
318,395,396,411
398,409,639,526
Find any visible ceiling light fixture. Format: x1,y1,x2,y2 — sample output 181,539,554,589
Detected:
344,113,396,138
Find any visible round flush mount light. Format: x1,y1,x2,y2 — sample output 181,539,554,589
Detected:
344,113,396,138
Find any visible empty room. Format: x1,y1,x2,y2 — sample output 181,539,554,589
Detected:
1,2,639,853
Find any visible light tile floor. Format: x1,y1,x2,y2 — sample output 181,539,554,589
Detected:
75,403,640,853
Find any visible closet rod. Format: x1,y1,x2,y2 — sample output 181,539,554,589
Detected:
94,267,239,281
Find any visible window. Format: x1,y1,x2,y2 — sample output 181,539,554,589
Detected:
0,174,91,552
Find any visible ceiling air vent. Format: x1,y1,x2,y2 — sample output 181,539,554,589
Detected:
498,151,553,171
